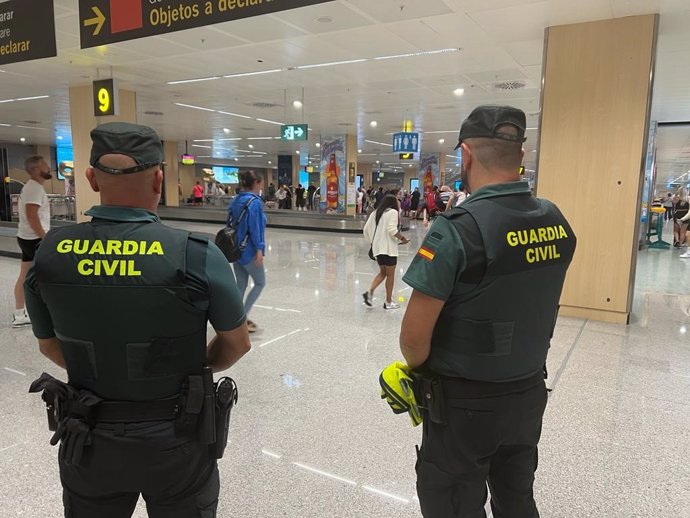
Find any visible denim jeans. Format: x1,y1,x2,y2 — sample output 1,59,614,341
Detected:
233,260,266,316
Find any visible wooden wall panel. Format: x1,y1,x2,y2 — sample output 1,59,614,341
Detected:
536,15,658,324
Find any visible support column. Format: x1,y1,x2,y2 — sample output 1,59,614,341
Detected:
536,15,658,324
164,141,179,207
346,134,357,217
69,85,137,222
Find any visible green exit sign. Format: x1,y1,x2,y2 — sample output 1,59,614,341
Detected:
281,124,308,141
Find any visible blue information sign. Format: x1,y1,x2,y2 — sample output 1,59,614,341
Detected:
393,132,419,153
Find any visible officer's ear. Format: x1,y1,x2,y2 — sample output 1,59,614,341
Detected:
152,168,164,195
85,168,100,192
461,143,472,170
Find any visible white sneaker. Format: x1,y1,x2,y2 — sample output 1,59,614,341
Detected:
680,252,690,258
11,310,31,328
383,301,400,310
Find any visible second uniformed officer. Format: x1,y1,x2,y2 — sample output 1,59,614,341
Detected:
400,106,576,517
25,122,251,517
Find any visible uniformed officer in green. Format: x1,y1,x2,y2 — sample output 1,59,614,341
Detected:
400,106,576,518
25,122,251,518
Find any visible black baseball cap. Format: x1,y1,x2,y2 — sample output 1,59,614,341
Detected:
453,105,527,150
90,122,163,175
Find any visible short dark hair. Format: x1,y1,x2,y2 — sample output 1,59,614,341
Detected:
465,124,522,171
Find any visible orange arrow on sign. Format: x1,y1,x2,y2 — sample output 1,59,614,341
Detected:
84,6,106,36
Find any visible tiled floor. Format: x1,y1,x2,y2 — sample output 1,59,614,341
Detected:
0,217,688,517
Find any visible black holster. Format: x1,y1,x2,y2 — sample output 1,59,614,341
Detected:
415,376,447,426
214,377,238,459
175,366,216,444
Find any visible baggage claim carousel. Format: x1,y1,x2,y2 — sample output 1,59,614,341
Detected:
0,207,368,259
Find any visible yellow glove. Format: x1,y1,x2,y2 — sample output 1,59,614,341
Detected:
379,361,422,427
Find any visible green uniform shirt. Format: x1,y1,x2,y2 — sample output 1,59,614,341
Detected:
25,205,246,339
403,181,531,298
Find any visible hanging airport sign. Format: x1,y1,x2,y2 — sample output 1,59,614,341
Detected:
0,0,57,66
79,0,335,49
93,79,119,117
281,124,308,141
393,132,419,153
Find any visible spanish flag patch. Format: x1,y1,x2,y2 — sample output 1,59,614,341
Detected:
418,247,435,261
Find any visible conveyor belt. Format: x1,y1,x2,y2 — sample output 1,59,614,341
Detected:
158,206,367,233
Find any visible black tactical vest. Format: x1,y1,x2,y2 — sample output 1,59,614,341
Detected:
32,219,208,401
427,192,577,382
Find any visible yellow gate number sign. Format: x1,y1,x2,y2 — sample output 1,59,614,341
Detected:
92,79,118,117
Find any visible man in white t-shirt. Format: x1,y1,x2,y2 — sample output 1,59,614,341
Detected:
13,155,51,327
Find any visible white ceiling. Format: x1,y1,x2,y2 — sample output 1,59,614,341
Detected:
0,0,689,174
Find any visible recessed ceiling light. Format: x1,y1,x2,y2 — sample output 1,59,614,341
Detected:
268,161,272,164
296,150,300,154
370,121,378,128
376,160,380,163
438,139,445,144
316,16,334,23
453,88,465,97
20,137,26,142
234,158,238,162
223,128,231,134
358,149,362,153
248,144,254,149
57,136,63,140
293,100,303,109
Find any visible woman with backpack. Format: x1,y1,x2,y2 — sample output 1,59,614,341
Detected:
228,171,267,333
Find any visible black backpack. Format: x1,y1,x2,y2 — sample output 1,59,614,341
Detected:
435,191,446,212
215,198,256,262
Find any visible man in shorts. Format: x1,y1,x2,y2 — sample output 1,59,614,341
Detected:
13,155,51,327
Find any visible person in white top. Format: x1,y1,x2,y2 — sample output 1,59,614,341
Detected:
13,156,51,327
362,194,409,309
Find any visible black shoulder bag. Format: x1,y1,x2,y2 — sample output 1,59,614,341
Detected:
215,198,256,262
367,216,379,261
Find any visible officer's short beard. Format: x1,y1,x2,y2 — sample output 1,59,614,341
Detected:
40,171,53,180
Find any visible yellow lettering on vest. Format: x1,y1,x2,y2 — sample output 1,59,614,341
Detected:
517,230,528,246
77,259,94,275
102,260,119,276
538,228,547,242
558,225,568,239
106,240,122,255
526,248,535,263
529,229,539,244
538,246,548,261
94,259,102,275
128,260,142,276
123,241,138,255
89,240,105,255
553,245,560,259
57,240,72,253
146,241,164,255
73,240,89,254
506,232,518,247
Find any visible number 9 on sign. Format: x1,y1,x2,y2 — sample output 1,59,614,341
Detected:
98,88,110,113
92,79,118,117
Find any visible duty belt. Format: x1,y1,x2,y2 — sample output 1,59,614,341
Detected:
29,373,181,466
